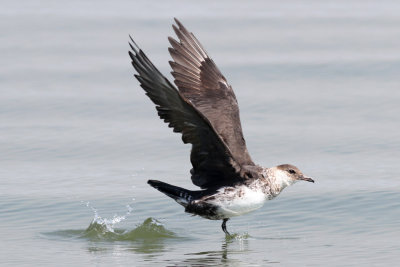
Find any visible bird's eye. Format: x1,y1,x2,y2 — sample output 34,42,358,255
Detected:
288,169,296,174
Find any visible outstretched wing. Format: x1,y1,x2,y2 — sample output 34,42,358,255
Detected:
129,37,253,189
168,18,255,169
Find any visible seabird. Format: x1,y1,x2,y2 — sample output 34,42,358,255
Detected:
128,18,314,235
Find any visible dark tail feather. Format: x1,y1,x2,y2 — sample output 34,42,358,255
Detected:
148,180,194,206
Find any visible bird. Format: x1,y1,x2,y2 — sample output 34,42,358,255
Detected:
128,18,314,236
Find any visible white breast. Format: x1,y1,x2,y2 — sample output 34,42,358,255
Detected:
207,186,267,218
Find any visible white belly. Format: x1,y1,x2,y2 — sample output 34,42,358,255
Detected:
207,186,266,218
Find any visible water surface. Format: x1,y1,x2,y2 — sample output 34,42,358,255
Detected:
1,1,400,266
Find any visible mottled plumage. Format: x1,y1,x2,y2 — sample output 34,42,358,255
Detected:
129,18,314,235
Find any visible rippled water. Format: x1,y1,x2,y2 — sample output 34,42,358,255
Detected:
1,0,400,266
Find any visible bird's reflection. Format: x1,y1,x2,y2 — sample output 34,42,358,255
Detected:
174,234,251,266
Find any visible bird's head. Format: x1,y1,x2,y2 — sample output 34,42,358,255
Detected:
269,164,314,189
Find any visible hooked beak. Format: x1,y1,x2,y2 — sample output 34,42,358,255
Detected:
298,176,315,183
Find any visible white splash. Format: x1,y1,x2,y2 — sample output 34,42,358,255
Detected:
84,201,134,233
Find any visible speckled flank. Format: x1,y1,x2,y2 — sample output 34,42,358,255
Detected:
183,167,300,220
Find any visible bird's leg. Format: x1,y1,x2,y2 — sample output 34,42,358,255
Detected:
221,218,230,236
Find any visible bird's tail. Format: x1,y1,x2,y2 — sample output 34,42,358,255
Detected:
148,180,194,207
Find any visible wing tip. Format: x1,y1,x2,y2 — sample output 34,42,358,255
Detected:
128,50,135,60
173,17,181,27
168,36,179,46
128,35,140,54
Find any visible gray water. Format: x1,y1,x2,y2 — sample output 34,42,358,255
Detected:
1,1,400,266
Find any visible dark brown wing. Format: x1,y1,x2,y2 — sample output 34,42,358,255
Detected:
129,37,255,189
168,18,255,169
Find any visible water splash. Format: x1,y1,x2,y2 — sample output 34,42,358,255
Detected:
83,201,133,234
225,232,250,241
45,201,176,242
82,217,176,241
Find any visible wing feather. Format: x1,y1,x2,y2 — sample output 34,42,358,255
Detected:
129,36,255,188
168,19,255,168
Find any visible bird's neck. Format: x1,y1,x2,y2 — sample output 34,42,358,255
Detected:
264,168,296,196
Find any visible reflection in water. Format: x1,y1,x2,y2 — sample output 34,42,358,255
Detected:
86,240,167,259
222,233,250,260
175,234,252,266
